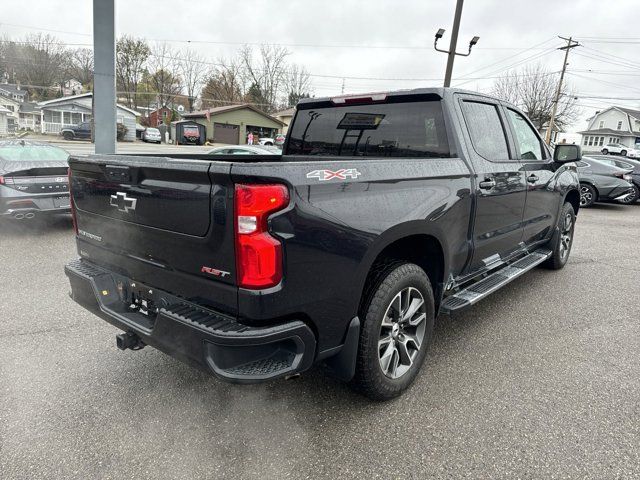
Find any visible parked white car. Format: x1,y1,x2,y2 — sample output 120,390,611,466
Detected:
142,127,162,144
258,137,275,146
601,143,637,157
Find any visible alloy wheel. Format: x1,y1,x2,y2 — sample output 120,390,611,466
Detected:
378,287,427,379
580,186,593,206
559,212,574,260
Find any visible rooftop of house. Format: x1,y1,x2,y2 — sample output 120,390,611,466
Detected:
0,83,28,98
577,127,635,136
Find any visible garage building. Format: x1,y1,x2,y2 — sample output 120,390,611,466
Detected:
182,104,284,145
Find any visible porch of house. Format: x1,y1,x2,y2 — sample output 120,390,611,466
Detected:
40,107,92,134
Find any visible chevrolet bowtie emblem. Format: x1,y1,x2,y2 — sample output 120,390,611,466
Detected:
109,192,137,213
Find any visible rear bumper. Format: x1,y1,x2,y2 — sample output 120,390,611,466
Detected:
64,259,317,383
1,192,71,217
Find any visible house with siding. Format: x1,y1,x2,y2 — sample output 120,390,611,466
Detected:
0,83,29,103
182,104,284,144
273,107,296,134
37,93,140,141
0,106,10,136
578,106,640,153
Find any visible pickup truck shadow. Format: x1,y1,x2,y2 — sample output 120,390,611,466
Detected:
0,214,72,238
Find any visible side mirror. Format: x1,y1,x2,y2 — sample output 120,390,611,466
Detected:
554,144,582,162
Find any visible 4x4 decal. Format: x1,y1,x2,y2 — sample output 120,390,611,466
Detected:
306,168,362,181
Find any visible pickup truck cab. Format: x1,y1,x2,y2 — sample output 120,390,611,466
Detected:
65,88,581,400
61,122,92,141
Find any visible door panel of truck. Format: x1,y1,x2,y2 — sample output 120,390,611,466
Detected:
503,107,558,246
456,96,527,272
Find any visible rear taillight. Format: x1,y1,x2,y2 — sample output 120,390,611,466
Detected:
234,183,289,289
68,168,78,235
0,176,4,185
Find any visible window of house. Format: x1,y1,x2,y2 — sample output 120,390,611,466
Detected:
617,120,623,130
599,120,605,128
583,136,589,146
599,137,604,146
506,109,544,160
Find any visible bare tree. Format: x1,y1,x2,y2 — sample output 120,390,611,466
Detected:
116,35,150,109
240,44,290,112
71,48,94,88
200,58,245,108
177,48,208,112
492,63,579,131
284,64,312,107
14,33,69,99
147,43,183,108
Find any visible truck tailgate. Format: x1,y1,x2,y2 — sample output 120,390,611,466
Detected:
69,155,238,314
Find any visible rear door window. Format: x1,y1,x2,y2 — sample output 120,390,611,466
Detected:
286,100,450,157
460,101,510,161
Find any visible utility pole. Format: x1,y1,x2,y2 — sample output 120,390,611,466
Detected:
434,0,479,87
545,36,580,145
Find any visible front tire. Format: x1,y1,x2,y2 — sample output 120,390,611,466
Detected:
351,263,435,401
601,149,608,155
621,150,627,157
544,202,576,270
580,183,596,207
63,132,73,141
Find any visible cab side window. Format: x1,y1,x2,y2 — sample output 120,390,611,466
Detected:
507,109,544,160
461,101,510,161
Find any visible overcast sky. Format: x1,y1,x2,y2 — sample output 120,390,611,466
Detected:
2,0,640,131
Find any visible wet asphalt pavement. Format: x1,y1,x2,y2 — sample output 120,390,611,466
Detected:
0,204,638,479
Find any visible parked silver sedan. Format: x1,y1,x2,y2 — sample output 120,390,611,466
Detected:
142,128,162,144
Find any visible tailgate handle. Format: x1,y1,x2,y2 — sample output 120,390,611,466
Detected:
105,165,133,183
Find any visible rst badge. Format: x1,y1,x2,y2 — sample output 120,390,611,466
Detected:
306,168,361,181
201,266,230,278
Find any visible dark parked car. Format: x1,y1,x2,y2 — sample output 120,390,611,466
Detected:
65,88,581,400
576,156,635,207
587,155,640,204
0,140,71,220
60,122,92,141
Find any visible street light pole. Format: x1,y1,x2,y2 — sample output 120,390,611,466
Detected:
434,0,479,87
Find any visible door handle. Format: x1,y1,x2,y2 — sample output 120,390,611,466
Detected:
479,179,496,190
527,174,539,183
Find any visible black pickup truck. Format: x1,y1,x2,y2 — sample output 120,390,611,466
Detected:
65,88,581,400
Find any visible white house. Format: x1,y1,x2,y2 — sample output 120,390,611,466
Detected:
0,105,10,136
0,94,21,133
53,79,84,97
18,102,41,131
578,106,640,153
37,92,141,141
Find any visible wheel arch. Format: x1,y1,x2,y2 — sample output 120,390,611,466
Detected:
564,188,581,215
580,180,599,199
356,224,448,315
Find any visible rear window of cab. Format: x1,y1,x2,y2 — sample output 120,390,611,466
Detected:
286,99,450,158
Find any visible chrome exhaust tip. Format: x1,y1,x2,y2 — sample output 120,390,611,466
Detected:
14,213,24,220
25,212,35,219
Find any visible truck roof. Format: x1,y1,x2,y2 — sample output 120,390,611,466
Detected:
297,87,494,108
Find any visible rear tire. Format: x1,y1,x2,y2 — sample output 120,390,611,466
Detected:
621,150,627,157
620,184,639,204
544,202,576,270
350,262,435,401
601,149,608,155
63,132,73,141
580,183,596,207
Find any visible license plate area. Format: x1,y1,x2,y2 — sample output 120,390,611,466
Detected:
117,280,160,320
54,196,70,208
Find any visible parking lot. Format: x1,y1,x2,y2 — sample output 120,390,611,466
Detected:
0,204,638,479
